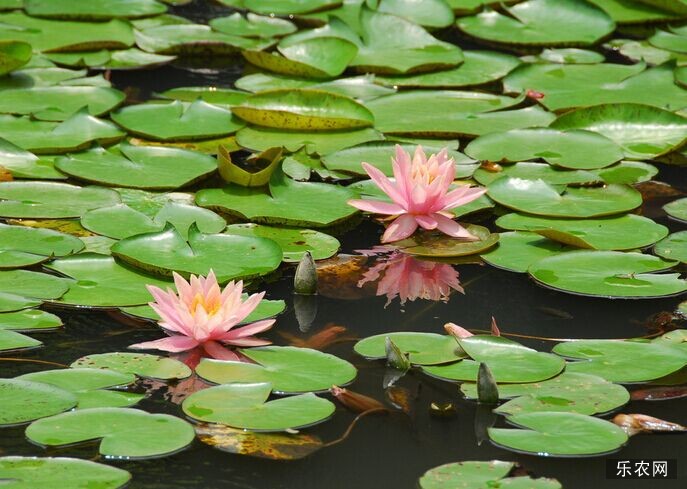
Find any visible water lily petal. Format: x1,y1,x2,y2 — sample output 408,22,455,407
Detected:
382,214,418,243
220,319,275,340
415,214,438,230
348,199,405,215
362,162,408,208
202,340,242,361
434,213,478,239
129,335,199,353
442,186,487,210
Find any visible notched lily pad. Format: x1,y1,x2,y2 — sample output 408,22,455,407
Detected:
419,460,561,489
354,332,466,365
70,352,192,381
0,378,77,426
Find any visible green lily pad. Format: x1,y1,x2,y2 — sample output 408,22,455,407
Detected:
481,231,572,273
529,250,687,298
218,0,341,15
419,460,561,489
0,111,125,154
354,332,465,365
56,143,218,190
70,352,191,381
157,87,248,106
183,383,335,431
135,24,262,55
26,407,194,459
376,0,454,28
111,225,282,282
463,372,630,416
111,100,244,141
636,0,687,14
210,13,296,38
605,38,687,67
0,138,66,180
393,226,499,258
0,41,31,76
235,73,395,100
534,48,606,64
422,335,565,383
589,0,684,23
474,162,601,187
0,329,42,352
19,368,142,409
0,456,131,489
554,336,687,382
0,12,134,52
46,48,175,70
0,87,123,121
487,178,642,218
0,309,62,331
664,197,687,223
488,412,628,457
0,223,84,268
551,103,687,160
25,0,166,20
465,128,623,170
594,160,657,184
0,269,69,313
0,378,77,426
233,89,374,130
375,50,521,88
495,213,669,250
197,167,358,227
224,223,339,262
46,254,174,307
236,126,384,155
195,346,357,394
457,0,615,47
650,28,687,54
0,181,120,218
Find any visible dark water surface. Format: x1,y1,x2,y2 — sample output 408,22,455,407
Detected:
2,1,687,488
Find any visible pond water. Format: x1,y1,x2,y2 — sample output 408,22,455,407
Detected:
1,0,687,488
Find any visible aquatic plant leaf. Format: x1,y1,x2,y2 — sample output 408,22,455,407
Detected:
481,232,572,273
25,0,166,20
593,160,657,184
157,87,247,107
26,407,195,459
393,226,499,257
210,13,296,38
236,125,384,154
196,346,356,394
135,24,262,54
0,379,77,426
588,0,684,23
0,223,84,268
236,73,394,100
0,269,68,313
46,48,175,70
0,456,131,489
0,138,65,180
0,40,31,76
0,329,41,352
71,352,191,381
553,336,687,382
0,309,62,331
489,412,628,457
533,48,605,64
219,0,342,15
529,250,687,298
664,197,687,223
0,86,124,121
419,460,561,489
473,162,601,187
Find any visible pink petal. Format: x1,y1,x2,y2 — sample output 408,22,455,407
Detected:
348,199,405,215
382,214,418,243
219,319,275,340
433,214,478,239
442,186,487,210
173,272,193,304
414,214,438,230
391,145,412,198
444,322,473,338
129,335,199,353
362,162,408,208
221,336,273,347
231,291,265,326
202,341,241,361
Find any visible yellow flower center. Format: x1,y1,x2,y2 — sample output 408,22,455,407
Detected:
190,293,220,316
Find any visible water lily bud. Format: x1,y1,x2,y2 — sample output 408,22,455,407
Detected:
293,294,317,332
385,336,410,372
330,385,386,413
294,251,317,295
444,322,473,339
490,317,501,336
613,413,687,436
477,362,499,405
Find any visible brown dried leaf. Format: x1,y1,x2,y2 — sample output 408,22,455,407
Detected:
278,323,355,350
315,254,377,300
613,413,687,436
630,385,687,401
7,218,94,237
331,385,387,413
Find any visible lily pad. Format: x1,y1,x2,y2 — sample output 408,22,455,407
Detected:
111,225,282,282
0,378,77,426
0,223,84,268
457,0,615,47
487,178,642,218
236,73,395,100
495,213,669,250
0,309,62,331
551,103,687,160
0,456,131,489
70,352,191,381
183,383,335,431
0,269,69,312
664,197,687,223
535,48,605,64
0,329,42,352
24,0,167,20
236,126,384,155
218,0,341,15
26,407,195,459
157,87,248,106
0,138,66,180
419,460,561,489
354,332,465,365
210,13,296,38
393,226,499,258
422,335,565,383
481,231,572,273
488,412,628,457
135,24,261,55
376,0,455,28
46,48,175,70
593,160,657,184
195,346,357,394
589,0,684,23
474,162,601,187
465,129,623,170
529,250,687,298
56,143,217,190
0,41,31,76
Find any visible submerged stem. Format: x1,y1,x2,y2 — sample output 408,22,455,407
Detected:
323,408,388,448
0,357,68,368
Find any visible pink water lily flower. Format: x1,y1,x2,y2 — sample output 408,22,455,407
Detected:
129,270,274,361
348,145,487,243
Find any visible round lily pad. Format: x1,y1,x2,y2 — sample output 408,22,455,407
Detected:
481,231,572,273
553,338,687,382
664,197,687,223
0,269,69,312
0,309,62,331
195,346,357,394
236,126,384,155
495,213,669,250
218,0,340,15
210,13,296,38
529,250,687,298
46,48,175,70
0,329,42,352
0,137,65,180
0,86,124,121
71,352,191,381
26,407,195,459
488,412,628,457
354,332,465,365
423,335,566,383
473,162,600,187
56,144,218,190
157,86,248,106
183,383,335,432
135,24,261,54
0,223,84,268
24,0,167,20
0,457,131,489
487,178,642,218
654,232,687,263
419,460,561,489
0,378,77,426
0,40,31,76
536,48,605,64
594,160,657,184
392,226,499,258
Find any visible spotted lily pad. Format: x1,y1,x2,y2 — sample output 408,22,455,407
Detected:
0,378,77,426
393,226,499,258
529,250,687,298
26,407,195,459
0,41,31,76
70,352,192,381
195,346,357,394
488,412,628,457
183,383,335,432
0,223,84,268
423,335,565,384
419,460,561,489
354,332,465,365
0,456,131,489
481,231,572,273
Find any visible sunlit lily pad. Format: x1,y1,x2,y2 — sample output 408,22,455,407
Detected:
551,103,687,160
0,269,69,312
419,460,561,489
26,407,195,459
196,346,357,394
0,223,84,268
0,456,131,489
495,213,669,250
488,178,642,217
112,100,244,141
533,48,605,64
0,309,62,331
157,87,248,106
236,73,395,100
0,378,77,426
183,383,335,432
24,0,167,20
19,368,143,409
0,138,65,180
218,0,341,15
210,13,296,38
236,126,384,155
135,24,262,54
593,160,657,184
393,226,499,258
46,48,175,70
664,197,687,223
474,162,600,187
589,0,684,23
0,41,31,76
530,250,687,298
354,332,465,365
71,352,191,381
56,143,218,190
376,0,454,28
488,412,628,457
0,329,42,352
481,231,571,273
